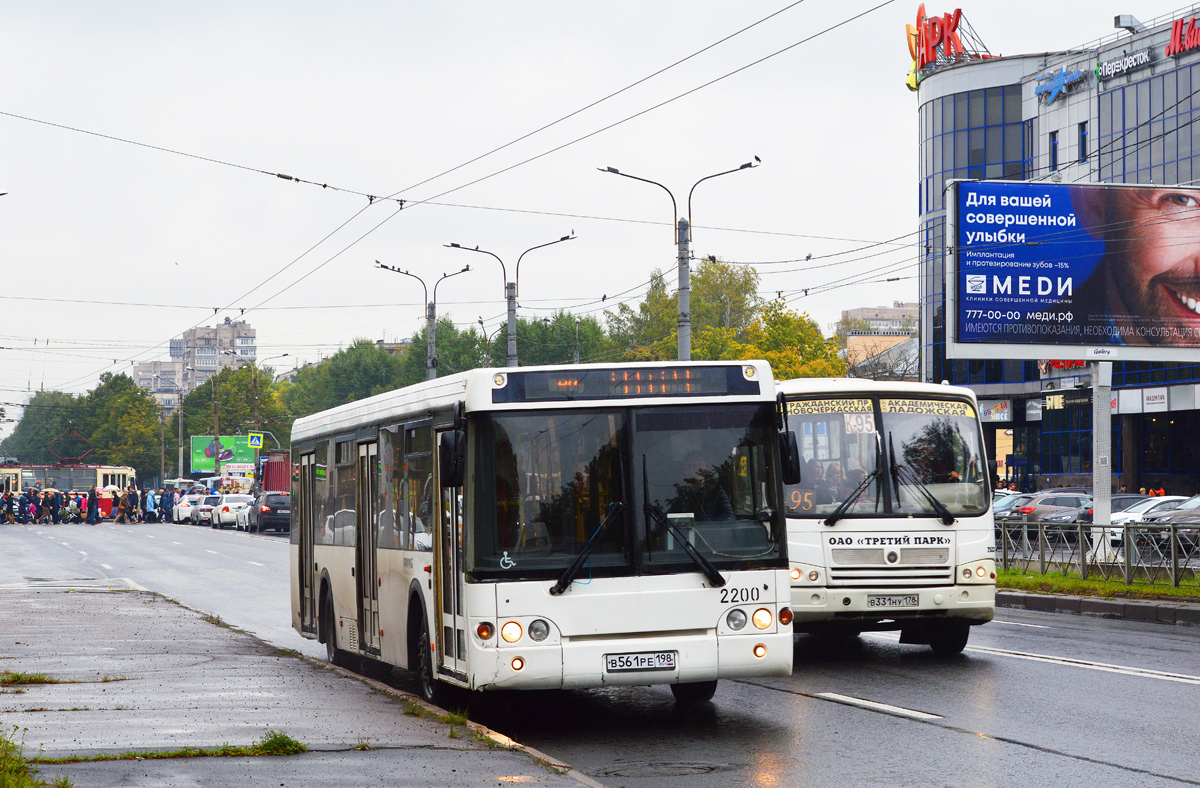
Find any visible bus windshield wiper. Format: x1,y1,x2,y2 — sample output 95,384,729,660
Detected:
823,469,880,527
888,433,954,525
645,505,727,588
550,501,624,596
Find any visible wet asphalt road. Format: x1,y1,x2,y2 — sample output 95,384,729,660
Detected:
5,520,1200,788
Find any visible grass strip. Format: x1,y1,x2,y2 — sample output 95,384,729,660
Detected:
0,673,60,687
998,568,1200,601
32,730,307,765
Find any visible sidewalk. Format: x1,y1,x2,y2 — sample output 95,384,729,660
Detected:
0,582,603,788
997,589,1200,625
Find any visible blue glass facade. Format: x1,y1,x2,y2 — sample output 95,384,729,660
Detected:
918,34,1200,492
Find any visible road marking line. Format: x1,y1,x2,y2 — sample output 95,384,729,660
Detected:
100,564,112,570
248,561,265,567
864,632,1200,684
172,542,182,546
966,645,1200,684
816,692,942,720
119,577,147,592
991,619,1050,629
205,549,219,555
78,551,86,556
145,535,156,539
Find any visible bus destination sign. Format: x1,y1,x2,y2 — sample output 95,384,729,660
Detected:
492,366,759,403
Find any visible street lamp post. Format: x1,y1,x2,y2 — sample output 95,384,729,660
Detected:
250,353,288,489
446,234,576,367
599,159,759,360
180,367,194,479
376,262,471,380
574,317,581,364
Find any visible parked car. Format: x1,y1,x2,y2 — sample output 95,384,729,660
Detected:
245,491,291,533
211,494,254,529
995,494,1036,522
191,495,222,525
1142,494,1200,550
173,494,204,524
1111,495,1187,526
235,503,251,532
1077,494,1149,523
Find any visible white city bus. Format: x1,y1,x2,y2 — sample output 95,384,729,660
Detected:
291,361,794,704
777,379,994,654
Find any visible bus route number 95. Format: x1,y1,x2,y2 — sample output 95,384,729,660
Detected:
790,490,814,511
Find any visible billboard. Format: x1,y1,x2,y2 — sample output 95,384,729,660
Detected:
190,435,255,473
949,180,1200,362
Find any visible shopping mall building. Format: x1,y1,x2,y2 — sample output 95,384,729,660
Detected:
917,4,1200,493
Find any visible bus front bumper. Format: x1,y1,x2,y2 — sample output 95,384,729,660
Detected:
468,629,793,691
789,584,995,629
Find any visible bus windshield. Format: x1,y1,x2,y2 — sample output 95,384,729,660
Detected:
471,403,783,580
784,396,988,519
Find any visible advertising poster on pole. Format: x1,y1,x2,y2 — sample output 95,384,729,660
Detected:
190,436,255,473
948,180,1200,362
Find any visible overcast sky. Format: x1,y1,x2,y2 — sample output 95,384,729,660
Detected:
0,0,1189,435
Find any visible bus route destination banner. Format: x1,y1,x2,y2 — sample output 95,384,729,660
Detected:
955,180,1200,350
190,435,255,473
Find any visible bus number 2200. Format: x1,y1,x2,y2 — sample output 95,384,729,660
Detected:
720,586,761,604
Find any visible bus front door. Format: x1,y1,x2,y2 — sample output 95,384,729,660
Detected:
434,431,466,680
299,453,316,635
356,442,381,655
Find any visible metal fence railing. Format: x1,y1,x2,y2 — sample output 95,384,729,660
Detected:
997,523,1200,588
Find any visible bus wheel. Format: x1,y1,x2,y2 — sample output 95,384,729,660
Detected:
322,594,354,669
928,622,970,656
670,680,718,704
416,623,446,707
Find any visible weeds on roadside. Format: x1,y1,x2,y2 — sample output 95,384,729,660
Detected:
0,724,71,787
0,673,60,687
998,568,1200,600
33,730,307,764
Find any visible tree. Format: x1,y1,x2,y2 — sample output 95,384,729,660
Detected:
399,319,490,387
692,300,847,380
833,316,873,349
690,256,762,337
605,269,677,361
284,339,406,418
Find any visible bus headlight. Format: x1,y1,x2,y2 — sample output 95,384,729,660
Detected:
752,608,773,629
528,619,550,642
726,609,748,630
789,568,802,581
959,559,996,585
500,621,523,643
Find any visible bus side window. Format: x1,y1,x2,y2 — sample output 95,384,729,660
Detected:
404,424,433,552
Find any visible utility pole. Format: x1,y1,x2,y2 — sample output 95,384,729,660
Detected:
599,159,759,361
376,262,470,381
676,217,691,360
447,234,575,368
212,374,221,481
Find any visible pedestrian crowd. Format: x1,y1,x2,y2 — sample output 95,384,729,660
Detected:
1,486,184,525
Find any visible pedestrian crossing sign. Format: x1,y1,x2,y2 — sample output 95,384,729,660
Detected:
248,433,263,448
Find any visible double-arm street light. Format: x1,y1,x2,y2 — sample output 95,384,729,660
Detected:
376,262,471,380
253,354,289,428
599,159,759,360
446,233,576,367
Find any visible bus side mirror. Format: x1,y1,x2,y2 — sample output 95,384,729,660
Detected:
439,430,466,488
779,431,802,486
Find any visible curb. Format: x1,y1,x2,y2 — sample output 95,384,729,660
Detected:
997,590,1200,626
302,656,609,788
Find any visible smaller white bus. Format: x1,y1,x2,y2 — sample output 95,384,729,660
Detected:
778,379,994,653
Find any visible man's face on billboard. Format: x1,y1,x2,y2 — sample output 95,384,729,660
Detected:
1104,187,1200,342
